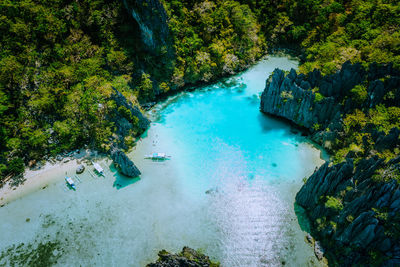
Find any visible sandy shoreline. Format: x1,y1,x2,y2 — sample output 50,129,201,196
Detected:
0,150,105,206
0,161,77,206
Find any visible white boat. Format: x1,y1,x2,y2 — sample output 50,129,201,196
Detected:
93,162,104,175
144,153,170,160
65,176,76,190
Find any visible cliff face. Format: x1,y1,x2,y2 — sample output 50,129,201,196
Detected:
260,62,400,265
261,61,400,151
109,86,150,145
107,87,150,177
122,0,175,97
123,0,173,56
260,67,341,131
296,156,400,265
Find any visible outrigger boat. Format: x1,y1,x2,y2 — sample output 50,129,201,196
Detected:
93,162,104,176
65,176,76,190
144,152,170,160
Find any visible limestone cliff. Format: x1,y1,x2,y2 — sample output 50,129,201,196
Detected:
296,156,400,265
260,62,400,265
110,147,141,177
123,0,173,56
109,86,150,147
261,61,400,151
107,87,150,177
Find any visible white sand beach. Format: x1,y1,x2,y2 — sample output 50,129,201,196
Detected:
0,161,78,206
0,150,106,206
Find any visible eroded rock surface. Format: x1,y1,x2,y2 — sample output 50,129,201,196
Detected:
261,62,400,265
147,247,220,267
110,148,141,178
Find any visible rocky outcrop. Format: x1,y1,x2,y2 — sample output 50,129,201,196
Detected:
107,87,148,177
260,62,400,265
123,0,173,55
296,156,400,266
260,61,400,151
147,247,220,267
76,165,85,174
110,148,141,178
260,67,340,130
122,0,175,97
109,87,150,149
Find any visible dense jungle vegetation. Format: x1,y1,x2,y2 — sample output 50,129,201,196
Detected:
0,0,141,181
241,0,400,74
0,0,399,182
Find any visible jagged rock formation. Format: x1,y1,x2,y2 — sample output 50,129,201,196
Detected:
109,87,150,149
107,87,149,177
260,62,400,265
76,165,85,174
110,147,141,178
260,61,400,151
122,0,175,97
296,156,400,265
147,247,220,267
123,0,173,55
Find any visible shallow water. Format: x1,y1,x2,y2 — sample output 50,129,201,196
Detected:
0,56,325,266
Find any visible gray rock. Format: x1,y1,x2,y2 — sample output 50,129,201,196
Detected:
306,233,313,244
146,247,219,267
375,127,400,152
123,0,172,55
380,238,392,252
351,223,377,248
261,62,400,265
314,241,324,261
260,67,340,131
109,87,150,149
76,164,85,174
110,148,141,177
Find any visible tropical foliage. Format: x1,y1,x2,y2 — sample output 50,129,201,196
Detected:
240,0,400,74
163,0,264,86
0,0,142,180
1,0,399,183
0,0,263,181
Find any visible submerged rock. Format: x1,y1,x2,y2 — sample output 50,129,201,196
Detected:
110,148,141,178
147,247,220,267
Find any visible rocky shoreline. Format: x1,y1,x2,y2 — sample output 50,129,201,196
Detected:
260,61,400,265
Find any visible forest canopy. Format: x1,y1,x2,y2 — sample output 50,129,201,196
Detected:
0,0,399,181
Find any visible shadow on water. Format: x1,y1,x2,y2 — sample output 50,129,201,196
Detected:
294,203,312,233
147,158,170,162
108,163,140,190
257,112,291,133
257,112,316,141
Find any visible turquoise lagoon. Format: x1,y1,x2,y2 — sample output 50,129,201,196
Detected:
0,56,325,266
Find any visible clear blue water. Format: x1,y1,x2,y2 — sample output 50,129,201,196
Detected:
0,56,324,266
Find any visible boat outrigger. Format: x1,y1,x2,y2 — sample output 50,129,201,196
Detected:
93,162,104,176
65,176,76,190
144,153,170,160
